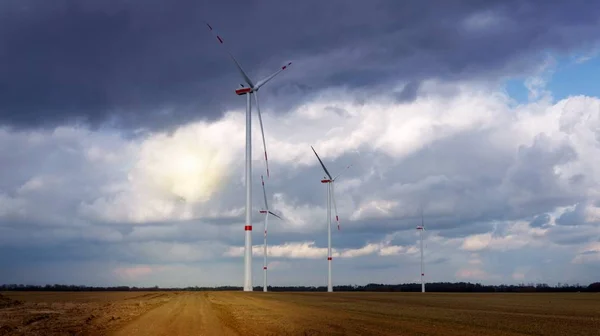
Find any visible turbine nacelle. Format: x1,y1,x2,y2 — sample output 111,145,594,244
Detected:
234,61,292,95
258,209,283,219
235,87,253,95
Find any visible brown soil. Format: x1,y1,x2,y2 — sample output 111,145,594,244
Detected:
1,291,598,335
0,292,175,335
0,294,21,309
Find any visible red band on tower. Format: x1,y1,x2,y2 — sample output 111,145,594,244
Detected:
327,257,332,260
245,225,252,231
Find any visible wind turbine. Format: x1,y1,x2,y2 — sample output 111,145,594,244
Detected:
311,146,351,292
207,23,292,291
259,175,283,292
416,209,426,293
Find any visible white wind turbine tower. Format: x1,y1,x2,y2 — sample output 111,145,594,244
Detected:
416,209,426,293
207,23,292,291
259,175,282,292
311,146,351,293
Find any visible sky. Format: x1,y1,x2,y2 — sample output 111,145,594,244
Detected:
1,0,600,288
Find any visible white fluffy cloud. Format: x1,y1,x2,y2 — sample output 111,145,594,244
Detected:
79,114,245,223
224,239,414,259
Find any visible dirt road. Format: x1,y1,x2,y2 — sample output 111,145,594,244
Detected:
112,292,236,336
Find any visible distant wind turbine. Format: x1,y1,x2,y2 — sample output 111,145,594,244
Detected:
417,209,426,293
207,22,292,291
311,146,351,292
259,175,283,292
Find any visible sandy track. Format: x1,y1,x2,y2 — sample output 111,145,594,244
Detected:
112,292,237,336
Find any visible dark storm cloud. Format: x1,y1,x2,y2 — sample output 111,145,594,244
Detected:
322,128,586,237
0,242,110,264
395,81,421,102
2,0,600,129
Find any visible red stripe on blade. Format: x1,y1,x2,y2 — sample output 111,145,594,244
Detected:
327,257,332,260
263,267,267,270
245,225,252,231
217,36,223,43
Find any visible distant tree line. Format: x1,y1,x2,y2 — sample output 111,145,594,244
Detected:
1,282,599,292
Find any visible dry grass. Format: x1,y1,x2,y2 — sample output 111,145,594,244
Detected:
0,291,598,335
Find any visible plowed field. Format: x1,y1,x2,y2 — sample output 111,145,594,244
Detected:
1,291,598,335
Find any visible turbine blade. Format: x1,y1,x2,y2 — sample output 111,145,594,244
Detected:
260,175,269,212
268,210,283,220
331,182,340,231
311,146,333,180
254,62,292,90
421,207,425,230
206,22,254,87
333,164,353,181
265,211,269,238
255,92,270,178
